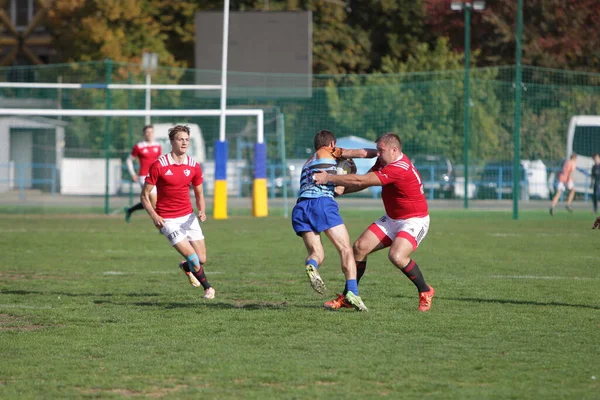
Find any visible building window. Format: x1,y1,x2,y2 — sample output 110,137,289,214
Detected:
11,0,35,31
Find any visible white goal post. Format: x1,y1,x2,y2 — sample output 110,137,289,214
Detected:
0,107,265,216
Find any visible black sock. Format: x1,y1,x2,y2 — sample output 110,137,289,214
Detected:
127,203,144,213
400,259,429,293
356,260,367,284
182,261,211,290
192,264,211,290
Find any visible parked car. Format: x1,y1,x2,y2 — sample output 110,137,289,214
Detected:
411,155,455,199
476,161,529,200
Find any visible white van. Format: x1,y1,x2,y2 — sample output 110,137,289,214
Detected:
566,116,600,194
152,123,206,163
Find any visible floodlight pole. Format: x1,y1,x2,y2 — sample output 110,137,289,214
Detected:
452,1,484,208
142,52,158,125
462,4,471,209
513,0,523,220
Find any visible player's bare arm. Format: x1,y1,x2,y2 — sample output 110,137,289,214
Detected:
194,184,207,222
126,154,139,182
141,183,164,228
313,170,381,189
340,148,378,159
339,185,365,195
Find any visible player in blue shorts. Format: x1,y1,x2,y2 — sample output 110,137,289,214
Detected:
292,129,377,311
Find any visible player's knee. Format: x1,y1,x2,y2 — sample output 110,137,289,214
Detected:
353,240,368,259
388,251,409,268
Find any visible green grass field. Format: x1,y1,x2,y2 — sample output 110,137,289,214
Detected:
1,209,598,399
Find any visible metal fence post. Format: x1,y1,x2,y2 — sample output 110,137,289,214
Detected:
104,58,113,215
513,0,523,220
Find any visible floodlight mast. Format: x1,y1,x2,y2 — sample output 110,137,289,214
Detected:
450,1,485,208
141,52,158,125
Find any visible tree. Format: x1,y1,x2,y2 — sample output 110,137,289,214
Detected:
425,0,600,71
46,0,180,68
309,0,371,74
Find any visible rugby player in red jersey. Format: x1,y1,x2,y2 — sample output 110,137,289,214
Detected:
141,125,215,299
313,132,435,311
124,125,162,222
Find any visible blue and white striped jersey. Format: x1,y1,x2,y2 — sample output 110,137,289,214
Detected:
297,154,338,199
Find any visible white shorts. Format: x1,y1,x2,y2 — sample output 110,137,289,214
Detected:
160,213,204,246
557,181,574,192
139,175,157,195
368,214,430,251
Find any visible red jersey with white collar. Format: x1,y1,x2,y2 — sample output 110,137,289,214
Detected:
131,141,162,176
371,154,428,219
146,153,203,218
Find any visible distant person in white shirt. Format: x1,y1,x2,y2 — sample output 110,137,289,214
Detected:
124,125,162,222
550,153,577,216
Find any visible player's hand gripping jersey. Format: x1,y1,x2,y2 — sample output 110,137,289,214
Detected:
370,154,429,219
146,154,203,219
297,147,344,199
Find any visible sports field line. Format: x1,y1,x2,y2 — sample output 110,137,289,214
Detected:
490,275,598,281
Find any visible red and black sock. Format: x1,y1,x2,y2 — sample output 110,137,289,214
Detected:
356,260,367,284
183,261,211,290
127,202,145,213
192,264,211,290
400,259,429,293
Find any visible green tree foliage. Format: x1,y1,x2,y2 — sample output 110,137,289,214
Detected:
309,0,370,74
425,0,600,71
321,38,507,163
347,0,431,72
47,0,179,68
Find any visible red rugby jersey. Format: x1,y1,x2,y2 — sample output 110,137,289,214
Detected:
146,154,203,218
371,154,429,219
131,141,162,176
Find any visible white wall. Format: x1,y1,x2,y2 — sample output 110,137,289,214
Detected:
8,130,33,188
61,158,122,195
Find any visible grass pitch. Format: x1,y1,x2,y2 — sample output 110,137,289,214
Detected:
0,209,598,399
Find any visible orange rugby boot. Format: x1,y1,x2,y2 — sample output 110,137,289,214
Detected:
418,286,435,312
323,293,353,310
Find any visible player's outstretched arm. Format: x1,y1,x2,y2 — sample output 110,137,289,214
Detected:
314,170,380,189
340,148,378,159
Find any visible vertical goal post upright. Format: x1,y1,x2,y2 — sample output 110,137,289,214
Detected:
0,105,268,217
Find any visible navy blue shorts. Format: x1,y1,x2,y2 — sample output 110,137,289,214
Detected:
291,197,344,236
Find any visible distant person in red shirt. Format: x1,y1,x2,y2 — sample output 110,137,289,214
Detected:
124,125,162,222
313,132,435,312
141,125,215,299
550,153,577,216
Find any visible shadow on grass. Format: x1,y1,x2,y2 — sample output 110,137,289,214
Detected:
89,299,320,310
395,293,600,310
1,290,324,310
1,290,161,298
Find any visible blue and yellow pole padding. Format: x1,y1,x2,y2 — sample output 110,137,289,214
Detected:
213,140,228,219
252,142,268,217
